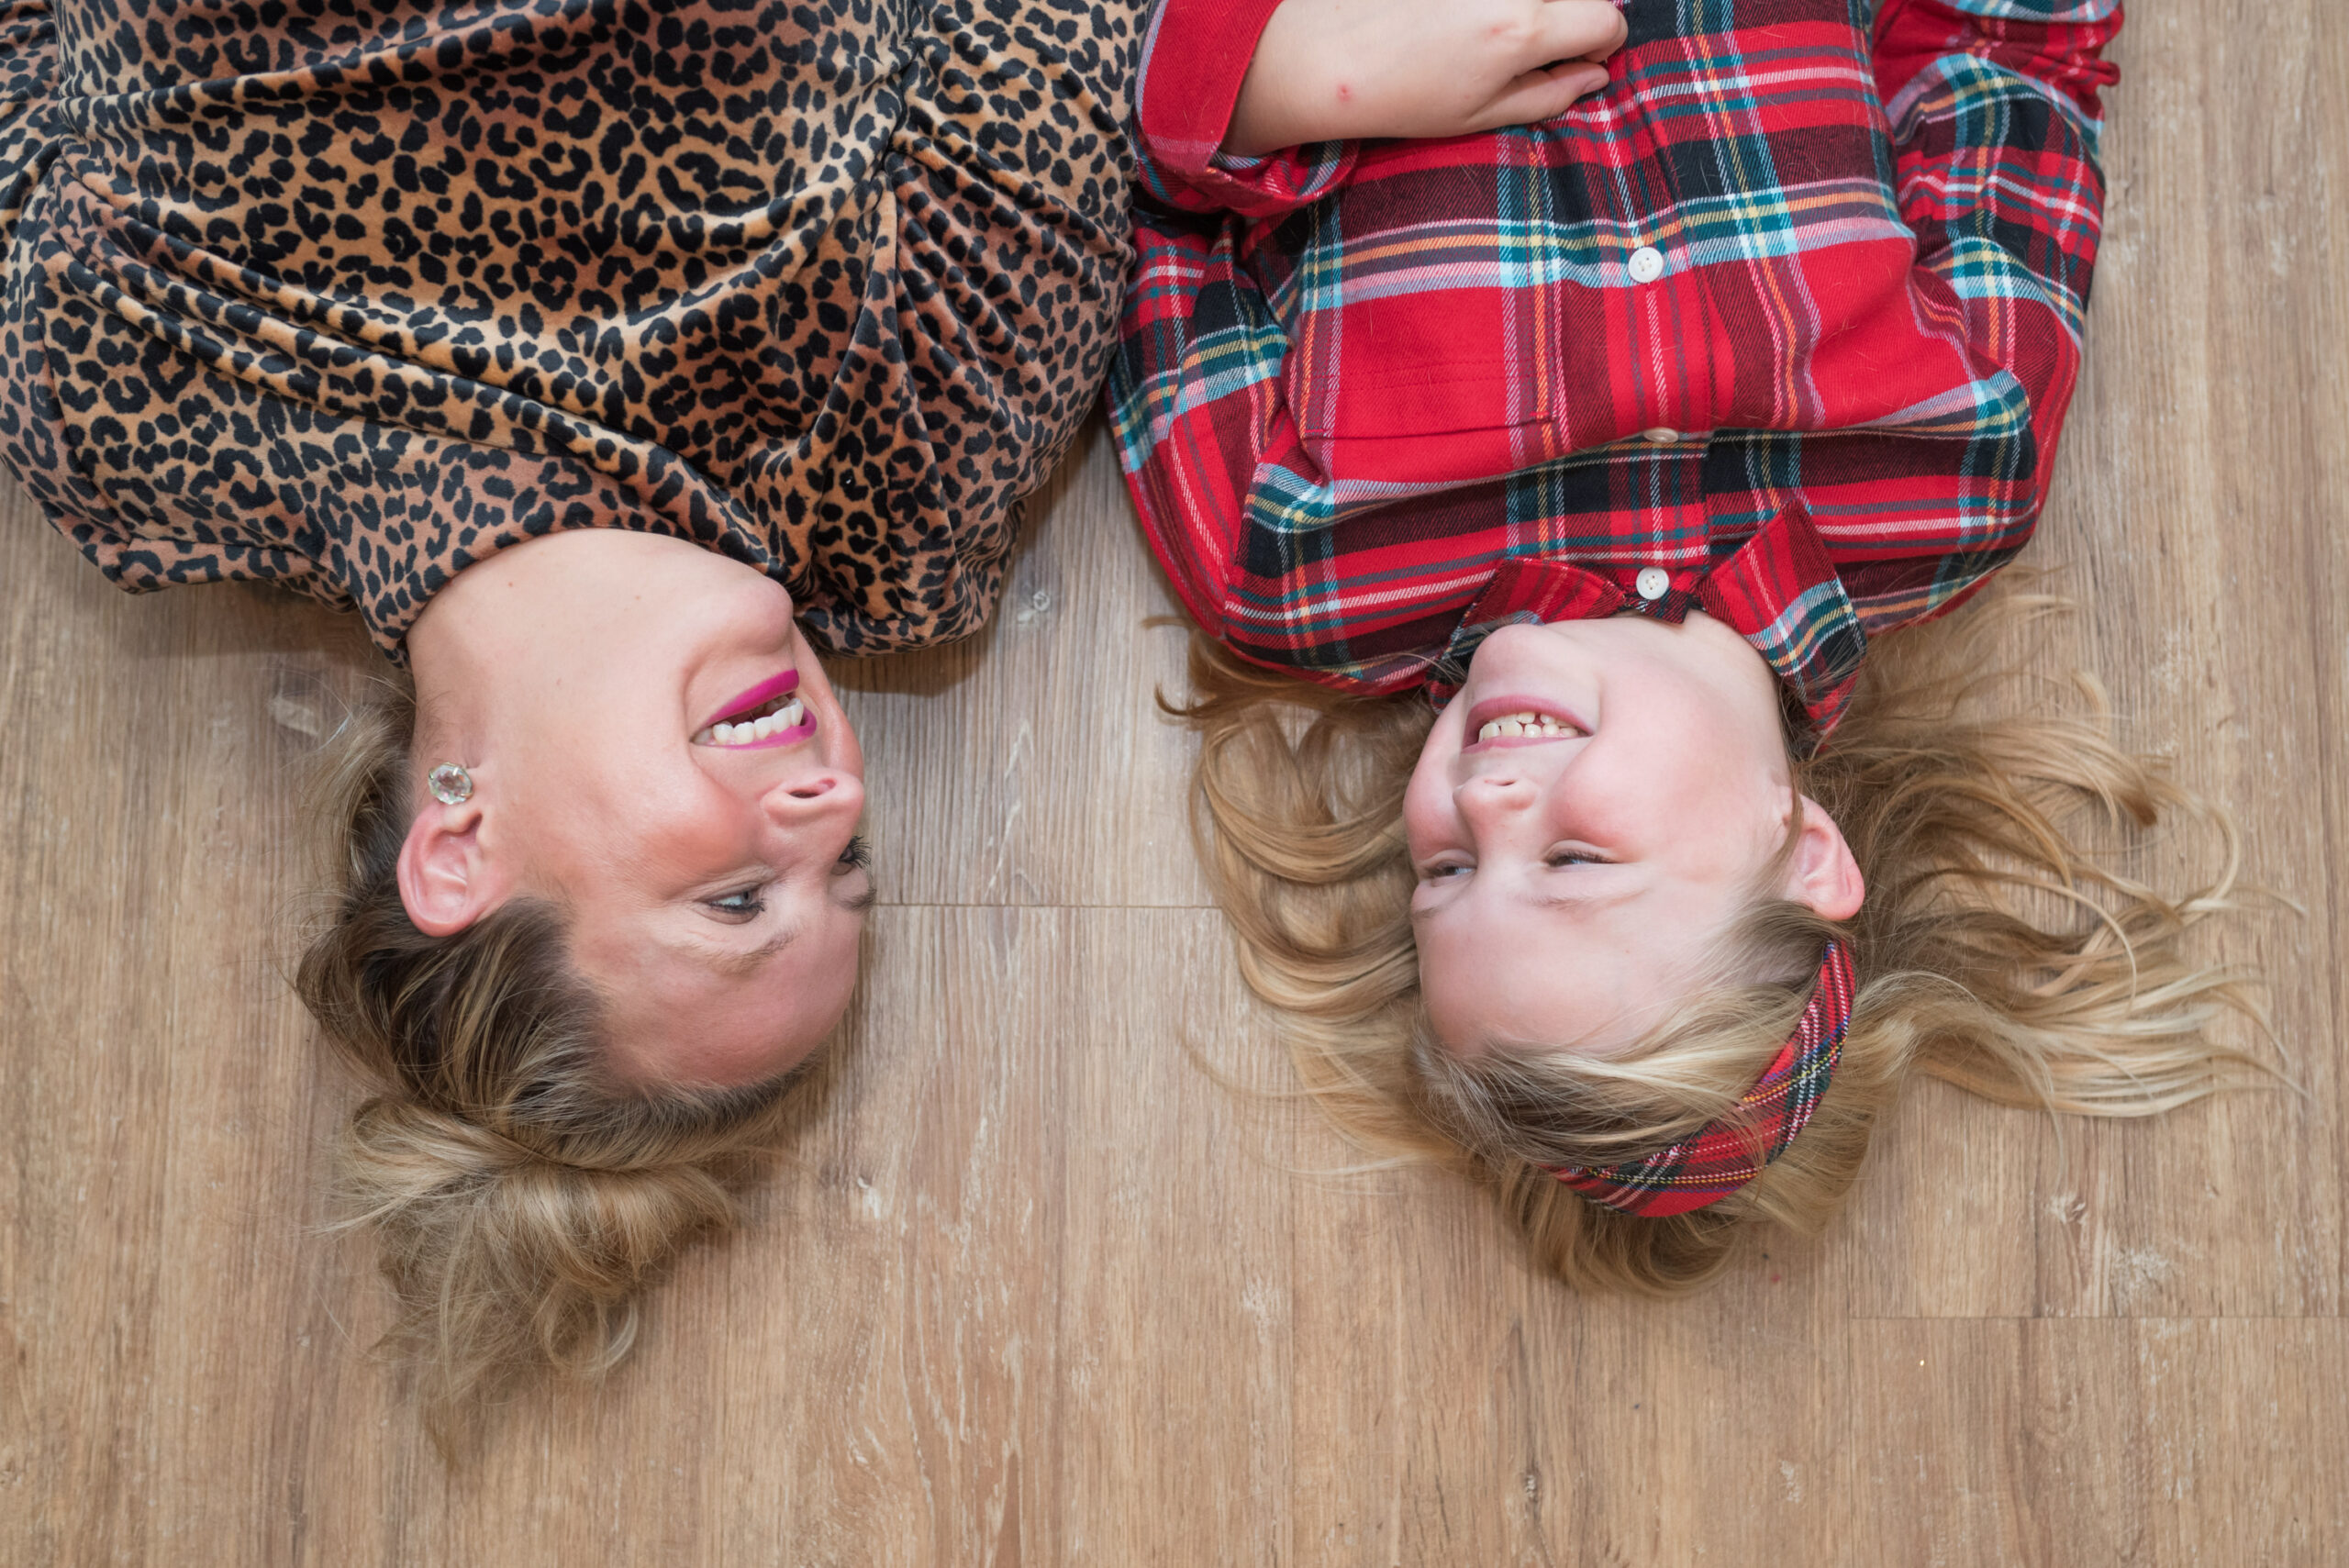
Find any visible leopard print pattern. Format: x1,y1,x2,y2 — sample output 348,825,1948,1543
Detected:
0,0,1138,656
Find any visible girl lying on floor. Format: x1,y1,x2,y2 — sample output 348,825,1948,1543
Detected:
1110,0,2267,1284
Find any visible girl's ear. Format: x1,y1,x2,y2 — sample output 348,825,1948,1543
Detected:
395,793,513,938
1779,794,1865,920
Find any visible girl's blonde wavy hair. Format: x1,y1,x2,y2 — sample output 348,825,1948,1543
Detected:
1173,593,2272,1293
294,677,809,1441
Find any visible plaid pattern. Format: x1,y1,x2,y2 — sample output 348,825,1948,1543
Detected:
1108,0,2119,741
1555,943,1858,1218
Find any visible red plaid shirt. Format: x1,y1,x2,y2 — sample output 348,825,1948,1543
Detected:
1108,0,2120,741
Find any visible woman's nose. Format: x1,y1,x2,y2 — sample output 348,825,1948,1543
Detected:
763,768,865,823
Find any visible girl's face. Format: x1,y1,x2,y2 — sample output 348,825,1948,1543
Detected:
403,529,873,1088
1402,613,1837,1056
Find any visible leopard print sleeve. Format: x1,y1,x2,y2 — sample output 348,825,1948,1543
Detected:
0,0,1141,658
0,2,57,217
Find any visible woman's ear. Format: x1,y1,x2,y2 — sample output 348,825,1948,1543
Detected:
1779,794,1865,920
395,792,513,938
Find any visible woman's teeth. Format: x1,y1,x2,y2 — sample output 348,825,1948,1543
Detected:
695,695,807,746
1476,710,1576,741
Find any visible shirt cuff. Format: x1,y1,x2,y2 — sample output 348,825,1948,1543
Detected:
1137,0,1363,217
1140,0,1287,174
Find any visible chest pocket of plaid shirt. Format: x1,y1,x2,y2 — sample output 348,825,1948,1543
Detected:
1276,147,1583,489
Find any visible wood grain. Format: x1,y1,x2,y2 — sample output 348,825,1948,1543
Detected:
4,4,2345,1561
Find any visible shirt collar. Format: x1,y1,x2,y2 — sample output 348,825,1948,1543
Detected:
1426,504,1868,753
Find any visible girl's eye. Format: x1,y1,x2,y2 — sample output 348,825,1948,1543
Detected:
837,833,872,873
1546,850,1609,868
1419,861,1472,881
705,886,768,920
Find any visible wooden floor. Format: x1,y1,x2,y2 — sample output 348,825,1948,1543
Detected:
5,7,2346,1562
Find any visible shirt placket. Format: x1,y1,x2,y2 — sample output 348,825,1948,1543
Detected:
1599,27,1723,615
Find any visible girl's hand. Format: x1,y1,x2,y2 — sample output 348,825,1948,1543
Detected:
1225,0,1629,157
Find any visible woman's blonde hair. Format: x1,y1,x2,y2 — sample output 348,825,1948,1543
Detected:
293,677,807,1438
1174,594,2272,1294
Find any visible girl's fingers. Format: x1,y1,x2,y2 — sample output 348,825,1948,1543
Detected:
1472,61,1610,133
1531,0,1630,67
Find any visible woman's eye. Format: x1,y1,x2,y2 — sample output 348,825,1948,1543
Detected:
1419,862,1472,881
705,886,768,920
1546,850,1609,868
837,833,872,873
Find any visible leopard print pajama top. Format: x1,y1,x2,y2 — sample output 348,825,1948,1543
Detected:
0,0,1138,656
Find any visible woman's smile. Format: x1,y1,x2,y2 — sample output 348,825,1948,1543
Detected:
692,667,816,750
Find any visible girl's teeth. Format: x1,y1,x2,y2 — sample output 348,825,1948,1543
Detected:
1477,710,1570,741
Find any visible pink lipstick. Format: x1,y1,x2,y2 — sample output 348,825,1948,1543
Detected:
694,668,815,750
700,668,801,732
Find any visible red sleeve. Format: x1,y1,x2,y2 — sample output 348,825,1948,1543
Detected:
1137,0,1364,217
1872,0,2121,123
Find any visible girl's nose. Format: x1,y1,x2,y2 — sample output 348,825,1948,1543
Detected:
1456,772,1535,823
1464,768,1531,795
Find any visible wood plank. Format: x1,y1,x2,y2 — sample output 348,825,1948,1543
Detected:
1842,1319,2349,1567
1843,0,2347,1323
839,428,1218,913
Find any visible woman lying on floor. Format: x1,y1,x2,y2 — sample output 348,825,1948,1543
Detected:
0,0,1141,1424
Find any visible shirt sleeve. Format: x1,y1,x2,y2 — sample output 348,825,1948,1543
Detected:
1870,0,2119,506
1104,200,1286,645
1136,0,1364,218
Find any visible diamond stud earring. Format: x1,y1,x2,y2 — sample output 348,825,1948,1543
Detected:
428,762,474,805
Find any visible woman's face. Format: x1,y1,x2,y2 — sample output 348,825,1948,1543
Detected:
1402,613,1847,1056
404,530,873,1087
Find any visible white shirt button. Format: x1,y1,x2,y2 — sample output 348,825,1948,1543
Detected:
1640,427,1678,443
1635,567,1671,601
1628,245,1665,284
